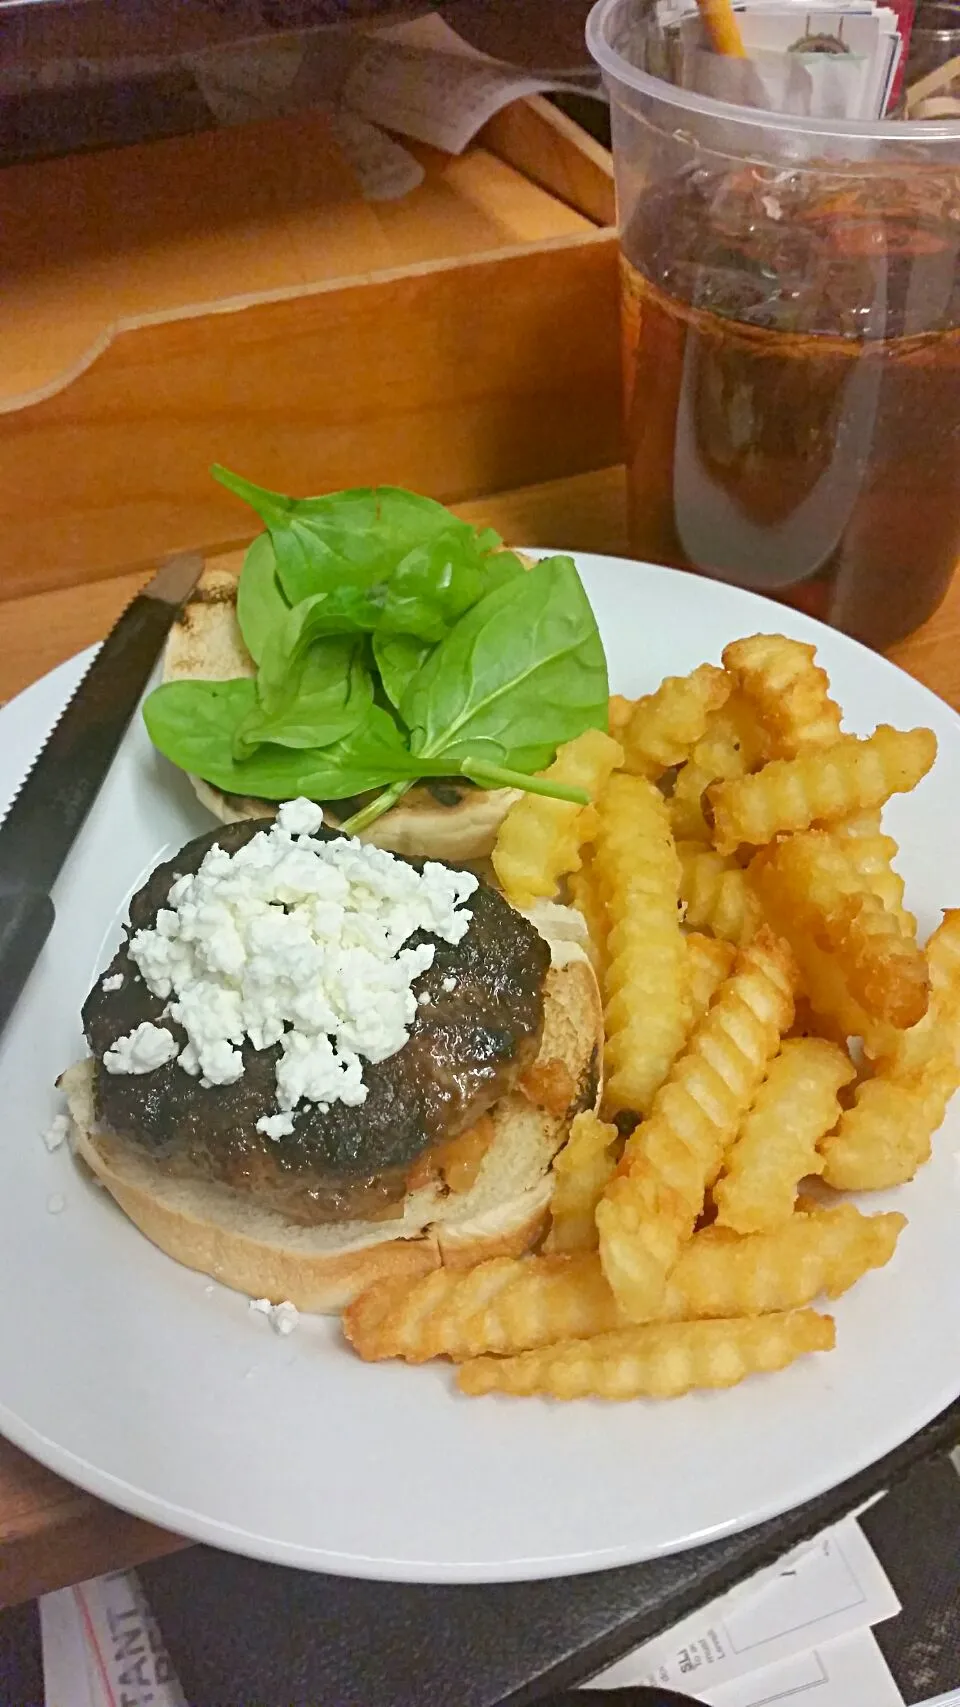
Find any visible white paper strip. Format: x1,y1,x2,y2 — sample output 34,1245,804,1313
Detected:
587,1516,900,1693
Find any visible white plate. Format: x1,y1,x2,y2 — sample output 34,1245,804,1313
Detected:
1,553,959,1585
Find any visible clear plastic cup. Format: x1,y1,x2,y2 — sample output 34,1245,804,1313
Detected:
587,0,960,647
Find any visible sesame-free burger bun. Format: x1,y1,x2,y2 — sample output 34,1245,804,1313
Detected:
164,565,521,861
59,935,602,1314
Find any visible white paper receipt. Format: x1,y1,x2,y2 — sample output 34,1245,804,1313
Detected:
587,1516,900,1696
41,1571,186,1707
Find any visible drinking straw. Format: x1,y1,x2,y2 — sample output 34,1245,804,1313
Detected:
696,0,747,55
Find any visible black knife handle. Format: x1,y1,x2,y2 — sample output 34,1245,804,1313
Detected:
0,878,55,1037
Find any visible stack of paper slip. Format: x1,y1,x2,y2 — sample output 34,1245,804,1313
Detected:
584,1514,911,1704
656,0,909,117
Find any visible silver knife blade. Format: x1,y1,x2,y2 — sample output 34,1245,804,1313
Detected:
0,551,203,894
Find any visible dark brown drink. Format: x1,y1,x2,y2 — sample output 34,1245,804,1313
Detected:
621,165,960,647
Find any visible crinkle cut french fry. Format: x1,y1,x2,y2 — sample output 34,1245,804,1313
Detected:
928,906,960,1009
678,841,765,945
608,694,635,740
457,1311,835,1400
622,664,730,778
342,1206,903,1362
684,1204,904,1309
751,862,880,1043
670,692,768,842
708,725,937,856
491,729,623,908
568,858,608,981
819,1076,949,1190
714,1037,855,1233
594,774,688,1119
721,634,842,758
596,928,797,1320
831,816,916,938
685,933,736,1025
750,833,929,1029
343,1254,622,1363
545,1111,620,1254
821,909,960,1188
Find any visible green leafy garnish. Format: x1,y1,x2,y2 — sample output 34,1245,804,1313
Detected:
373,632,433,711
401,557,607,775
145,682,417,802
145,469,609,828
233,635,372,758
234,534,289,665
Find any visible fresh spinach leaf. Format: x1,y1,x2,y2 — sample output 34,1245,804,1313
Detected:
144,680,419,802
212,467,494,609
235,534,288,665
377,534,524,642
401,556,608,768
373,632,433,712
254,593,379,721
234,636,373,757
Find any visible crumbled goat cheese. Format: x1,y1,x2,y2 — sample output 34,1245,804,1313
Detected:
42,1114,70,1152
122,800,477,1124
104,1021,178,1075
101,972,124,993
257,1110,296,1140
441,975,457,993
46,1193,66,1215
250,1297,299,1335
276,798,325,837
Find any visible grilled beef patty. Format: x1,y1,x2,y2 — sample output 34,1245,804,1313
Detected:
83,821,550,1224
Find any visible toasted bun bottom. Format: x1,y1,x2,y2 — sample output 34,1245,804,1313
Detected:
165,565,520,860
60,937,602,1313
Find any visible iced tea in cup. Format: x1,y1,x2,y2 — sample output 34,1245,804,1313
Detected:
587,0,960,647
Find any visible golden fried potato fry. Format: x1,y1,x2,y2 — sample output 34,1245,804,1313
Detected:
819,1076,947,1190
758,900,880,1043
678,841,765,945
568,858,608,981
608,694,635,740
821,909,960,1188
457,1311,834,1400
708,725,937,857
722,634,842,758
342,1206,902,1363
594,774,688,1119
684,1204,904,1309
750,832,929,1029
596,928,797,1319
344,1254,620,1363
686,933,736,1024
670,692,768,841
492,729,623,908
545,1112,620,1254
622,664,730,779
928,905,960,1006
831,815,915,938
714,1037,855,1233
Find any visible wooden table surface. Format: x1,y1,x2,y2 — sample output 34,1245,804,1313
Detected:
1,461,958,1608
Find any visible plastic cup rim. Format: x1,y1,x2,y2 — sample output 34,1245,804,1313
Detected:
586,0,960,142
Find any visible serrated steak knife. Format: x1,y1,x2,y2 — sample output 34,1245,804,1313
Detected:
0,552,203,1037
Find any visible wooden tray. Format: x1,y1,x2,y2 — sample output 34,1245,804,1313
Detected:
0,97,619,600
